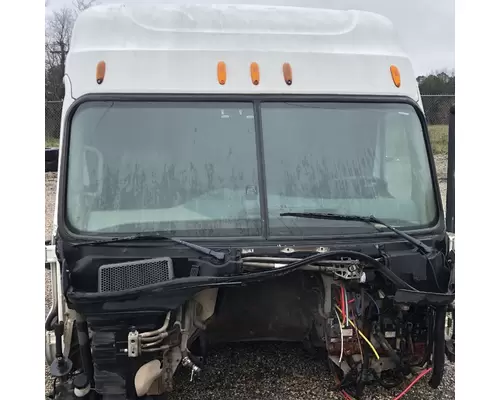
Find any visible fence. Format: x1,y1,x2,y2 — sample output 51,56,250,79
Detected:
44,95,455,146
420,95,455,125
45,101,63,147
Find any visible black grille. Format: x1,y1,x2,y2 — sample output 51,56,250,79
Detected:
98,257,174,293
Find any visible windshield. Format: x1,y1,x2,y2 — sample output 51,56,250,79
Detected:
65,101,437,237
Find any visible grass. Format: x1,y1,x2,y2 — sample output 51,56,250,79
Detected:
45,137,60,148
45,125,449,155
428,125,449,156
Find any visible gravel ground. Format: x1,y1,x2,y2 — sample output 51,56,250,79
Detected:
44,159,454,399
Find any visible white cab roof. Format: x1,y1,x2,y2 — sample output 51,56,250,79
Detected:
67,3,419,100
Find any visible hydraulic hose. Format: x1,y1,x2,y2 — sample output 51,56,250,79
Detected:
429,306,446,388
423,310,435,365
374,331,411,377
75,314,94,390
374,331,402,366
356,305,373,398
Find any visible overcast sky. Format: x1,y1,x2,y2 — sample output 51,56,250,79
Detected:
45,0,455,76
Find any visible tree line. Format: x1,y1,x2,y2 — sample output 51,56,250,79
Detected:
417,71,455,125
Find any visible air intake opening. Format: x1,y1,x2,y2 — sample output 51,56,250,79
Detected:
98,257,174,293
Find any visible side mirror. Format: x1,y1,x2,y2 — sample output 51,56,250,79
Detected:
445,105,455,233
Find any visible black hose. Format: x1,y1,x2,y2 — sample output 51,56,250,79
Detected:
356,302,373,398
429,306,446,388
54,321,64,360
426,254,447,293
374,331,411,377
445,307,455,363
187,351,205,368
374,331,402,366
423,309,435,365
376,373,404,389
75,315,95,390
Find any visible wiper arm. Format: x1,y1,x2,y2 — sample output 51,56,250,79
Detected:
280,212,432,254
72,232,226,261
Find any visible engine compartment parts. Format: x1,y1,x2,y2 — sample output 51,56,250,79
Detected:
393,368,433,400
181,356,202,382
280,211,449,293
242,256,366,281
52,242,454,398
54,263,451,398
134,360,162,397
318,278,444,398
49,235,454,399
72,373,91,398
66,248,453,304
49,321,73,378
127,313,174,357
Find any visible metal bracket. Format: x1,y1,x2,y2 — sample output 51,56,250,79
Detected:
45,315,75,365
447,232,455,253
45,245,57,263
332,262,362,280
128,331,140,358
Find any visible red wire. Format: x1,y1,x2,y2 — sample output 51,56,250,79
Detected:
340,286,346,323
392,368,433,400
345,291,349,325
341,390,353,400
348,298,356,304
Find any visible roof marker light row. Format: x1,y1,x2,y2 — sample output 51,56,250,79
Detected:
94,60,401,89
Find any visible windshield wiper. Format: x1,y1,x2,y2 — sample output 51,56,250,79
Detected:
280,212,432,254
72,232,226,261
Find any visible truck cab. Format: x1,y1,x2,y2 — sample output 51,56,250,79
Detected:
45,4,455,400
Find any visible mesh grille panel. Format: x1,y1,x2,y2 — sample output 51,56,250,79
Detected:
98,257,174,293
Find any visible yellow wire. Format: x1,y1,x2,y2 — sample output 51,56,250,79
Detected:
335,305,380,360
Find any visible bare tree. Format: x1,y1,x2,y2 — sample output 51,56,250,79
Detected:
45,0,99,100
74,0,97,12
45,7,75,100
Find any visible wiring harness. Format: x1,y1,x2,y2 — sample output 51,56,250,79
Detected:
327,278,441,400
